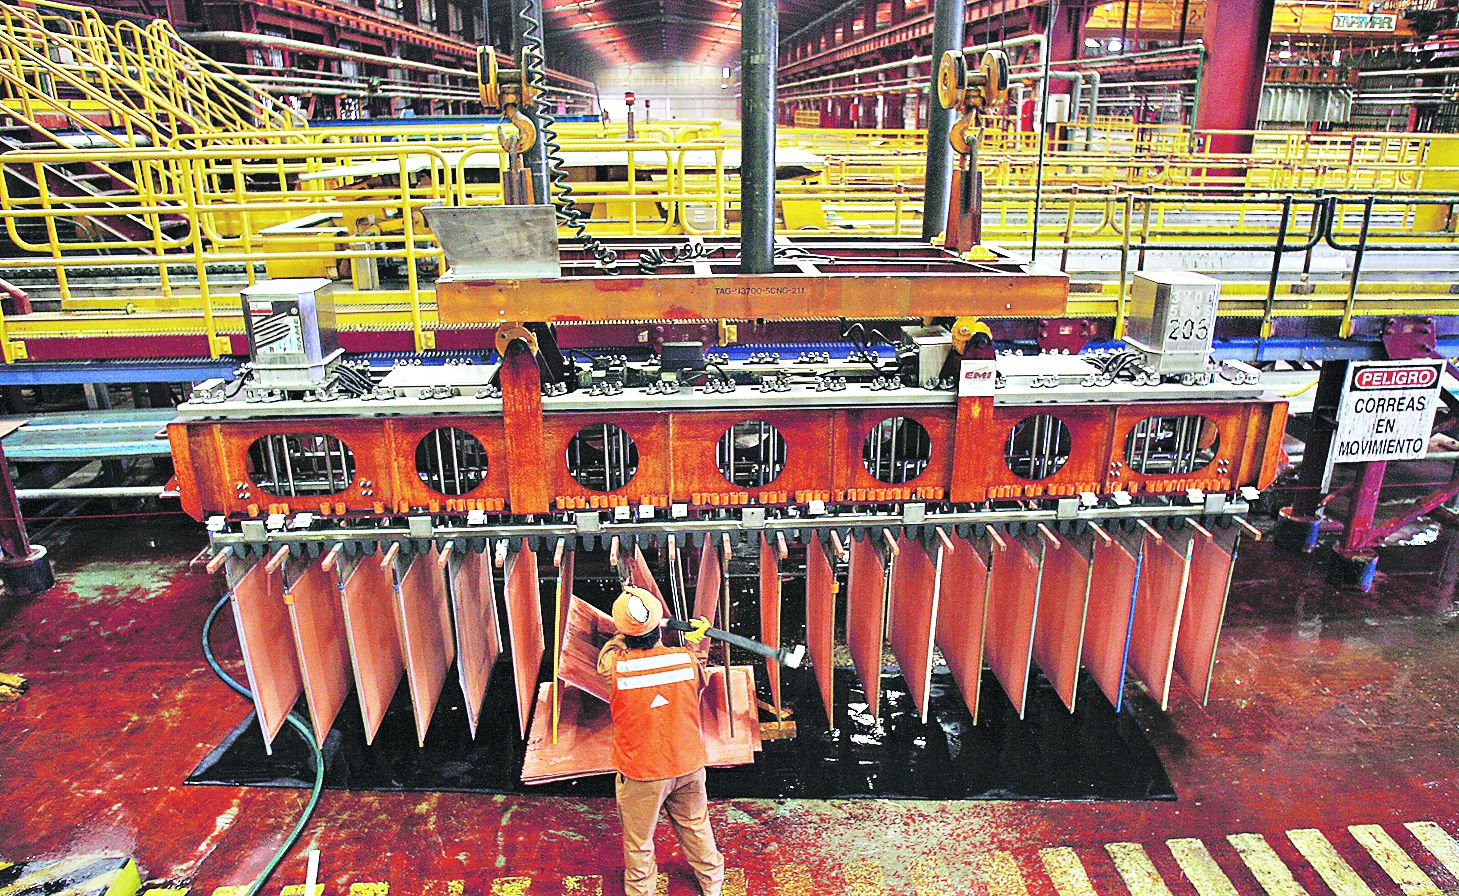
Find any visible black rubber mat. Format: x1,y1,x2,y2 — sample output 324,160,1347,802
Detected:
188,661,1172,800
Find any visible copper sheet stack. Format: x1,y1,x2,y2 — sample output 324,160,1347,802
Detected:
220,519,1241,776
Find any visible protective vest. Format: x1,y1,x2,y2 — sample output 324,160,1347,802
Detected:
607,645,709,781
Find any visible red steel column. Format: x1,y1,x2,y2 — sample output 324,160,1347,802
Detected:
1341,461,1389,556
1196,0,1275,155
0,441,51,594
0,444,31,564
1044,4,1087,98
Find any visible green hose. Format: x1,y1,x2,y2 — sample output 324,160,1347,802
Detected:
204,591,325,896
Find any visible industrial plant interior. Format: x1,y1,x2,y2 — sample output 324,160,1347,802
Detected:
2,0,1459,893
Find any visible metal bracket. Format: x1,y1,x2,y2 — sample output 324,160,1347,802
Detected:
1380,317,1438,361
1037,319,1095,355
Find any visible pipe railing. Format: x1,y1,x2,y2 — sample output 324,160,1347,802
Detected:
0,131,1454,360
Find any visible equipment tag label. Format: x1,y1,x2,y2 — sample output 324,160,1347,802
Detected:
1332,12,1396,31
1333,360,1444,462
958,360,997,398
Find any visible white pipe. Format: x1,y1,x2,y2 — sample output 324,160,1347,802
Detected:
1033,43,1203,70
16,486,165,500
185,31,598,100
1098,79,1199,89
231,66,478,96
244,78,478,102
1358,66,1459,78
778,34,1045,93
237,69,479,98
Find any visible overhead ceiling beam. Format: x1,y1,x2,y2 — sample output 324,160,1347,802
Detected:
551,13,741,33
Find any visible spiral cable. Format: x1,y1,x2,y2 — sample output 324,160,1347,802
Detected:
636,241,722,274
517,1,619,270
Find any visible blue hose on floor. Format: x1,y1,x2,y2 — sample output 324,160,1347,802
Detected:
204,591,325,896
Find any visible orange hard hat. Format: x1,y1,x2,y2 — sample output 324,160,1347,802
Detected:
612,585,663,637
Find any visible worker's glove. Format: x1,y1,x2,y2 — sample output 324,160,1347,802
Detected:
685,616,712,646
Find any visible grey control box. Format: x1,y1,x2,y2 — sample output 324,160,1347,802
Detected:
241,278,341,389
1123,271,1220,375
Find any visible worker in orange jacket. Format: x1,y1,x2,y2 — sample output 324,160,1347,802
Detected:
597,585,725,896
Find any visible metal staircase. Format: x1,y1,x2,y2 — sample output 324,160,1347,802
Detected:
0,0,303,253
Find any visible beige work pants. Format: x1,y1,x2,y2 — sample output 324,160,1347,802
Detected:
615,767,725,896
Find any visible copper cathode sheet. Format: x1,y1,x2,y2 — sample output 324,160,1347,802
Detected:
285,555,350,747
1129,531,1193,711
760,534,783,712
1032,537,1092,713
985,535,1041,719
397,546,456,747
804,537,837,725
625,543,669,614
230,560,302,752
887,536,940,724
1174,529,1237,705
340,555,404,745
558,594,613,703
692,542,722,623
451,547,503,738
1081,535,1139,711
934,533,990,724
846,534,890,718
521,665,758,784
505,544,545,739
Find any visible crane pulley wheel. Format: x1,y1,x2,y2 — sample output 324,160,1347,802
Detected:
936,49,1012,112
936,50,968,111
478,46,500,108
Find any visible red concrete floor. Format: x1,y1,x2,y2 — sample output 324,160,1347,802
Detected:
1,515,1458,896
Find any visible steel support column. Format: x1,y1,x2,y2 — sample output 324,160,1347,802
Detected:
921,0,966,240
1195,0,1274,155
0,441,52,594
741,0,778,274
1275,359,1346,552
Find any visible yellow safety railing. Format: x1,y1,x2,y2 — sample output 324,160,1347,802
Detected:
3,132,1455,253
0,0,299,147
0,136,742,354
0,150,1455,362
115,19,305,136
